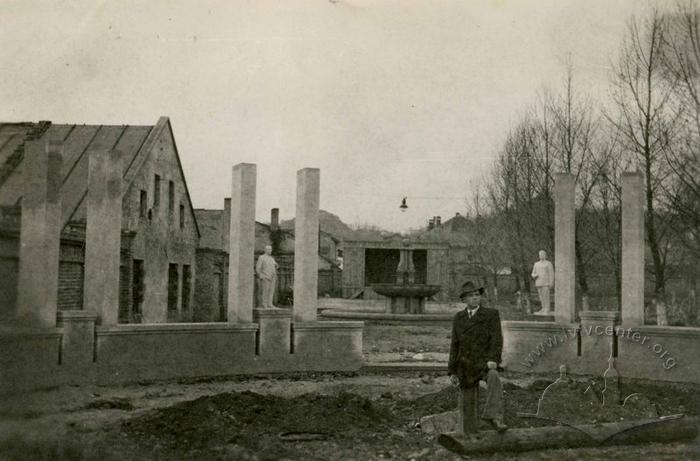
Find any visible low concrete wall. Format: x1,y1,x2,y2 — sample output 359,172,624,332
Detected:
0,310,365,393
0,327,62,392
94,323,259,384
318,298,386,311
616,326,700,383
503,321,579,374
293,321,364,370
318,297,460,314
503,319,700,384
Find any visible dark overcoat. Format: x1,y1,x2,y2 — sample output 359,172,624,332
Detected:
448,306,503,388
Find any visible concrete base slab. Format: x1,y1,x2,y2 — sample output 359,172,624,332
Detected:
293,321,364,370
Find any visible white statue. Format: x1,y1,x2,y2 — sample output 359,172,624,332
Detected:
256,245,279,308
531,250,554,315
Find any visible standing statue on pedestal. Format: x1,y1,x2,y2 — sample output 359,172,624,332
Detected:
256,245,279,308
531,250,554,315
448,281,507,434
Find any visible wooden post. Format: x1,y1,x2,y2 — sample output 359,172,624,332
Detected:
458,386,480,434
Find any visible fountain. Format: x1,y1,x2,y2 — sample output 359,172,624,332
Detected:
371,239,441,314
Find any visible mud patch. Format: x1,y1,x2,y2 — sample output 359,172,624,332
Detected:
61,379,700,460
85,398,135,411
123,391,400,460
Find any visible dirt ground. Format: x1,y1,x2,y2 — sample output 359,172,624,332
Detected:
1,321,699,460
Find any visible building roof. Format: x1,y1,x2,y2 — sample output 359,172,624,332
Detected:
195,208,297,251
194,209,224,249
415,212,471,243
0,117,200,237
194,210,302,252
194,209,341,267
195,207,346,251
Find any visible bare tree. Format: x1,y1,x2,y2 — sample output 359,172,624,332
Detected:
473,6,699,321
532,88,556,246
608,10,680,302
587,127,632,307
548,62,602,299
661,1,700,256
466,181,512,300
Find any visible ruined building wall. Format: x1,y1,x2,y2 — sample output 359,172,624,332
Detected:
194,249,228,322
121,128,199,323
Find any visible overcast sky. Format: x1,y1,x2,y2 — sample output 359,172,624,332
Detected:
1,1,661,231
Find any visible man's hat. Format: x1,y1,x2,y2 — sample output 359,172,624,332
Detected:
459,280,485,298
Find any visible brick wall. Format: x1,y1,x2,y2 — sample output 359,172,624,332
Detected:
119,264,130,322
318,267,342,297
0,209,20,318
195,249,344,317
58,261,83,310
0,254,17,320
0,226,137,320
118,243,134,323
0,231,88,313
194,249,227,322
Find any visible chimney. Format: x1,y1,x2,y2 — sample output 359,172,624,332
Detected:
222,198,231,252
270,208,279,232
436,216,441,226
428,217,435,230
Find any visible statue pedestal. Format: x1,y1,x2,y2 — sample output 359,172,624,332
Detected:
253,308,292,356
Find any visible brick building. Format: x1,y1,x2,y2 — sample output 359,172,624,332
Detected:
0,117,200,323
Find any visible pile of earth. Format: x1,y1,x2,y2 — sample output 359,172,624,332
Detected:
123,391,412,460
121,379,700,460
120,384,559,459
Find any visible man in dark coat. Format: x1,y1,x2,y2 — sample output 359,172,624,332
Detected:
448,280,507,433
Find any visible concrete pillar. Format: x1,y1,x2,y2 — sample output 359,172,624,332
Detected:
621,172,645,326
16,140,63,327
227,164,256,323
83,149,122,325
554,173,576,324
293,168,320,322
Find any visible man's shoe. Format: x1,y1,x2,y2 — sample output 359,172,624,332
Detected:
485,418,508,433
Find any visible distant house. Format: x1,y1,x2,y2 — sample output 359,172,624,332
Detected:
0,117,200,323
341,236,451,301
340,212,516,302
193,207,341,322
417,212,516,298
